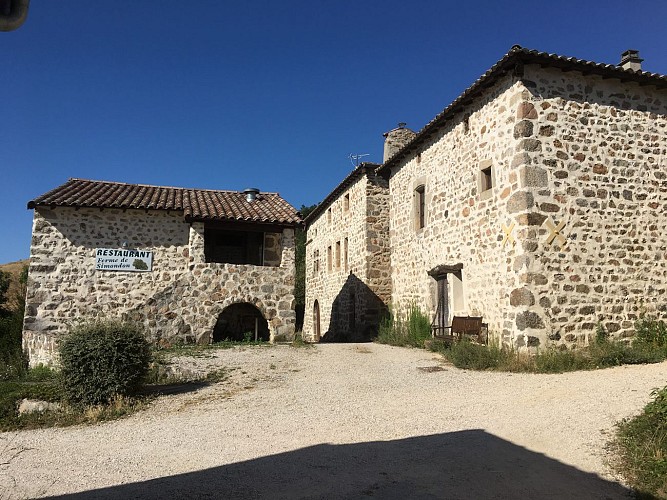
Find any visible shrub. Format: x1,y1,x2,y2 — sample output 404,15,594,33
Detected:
443,340,505,370
634,315,667,349
59,320,151,406
0,314,27,381
376,305,432,348
612,385,667,497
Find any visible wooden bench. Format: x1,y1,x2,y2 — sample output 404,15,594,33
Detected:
432,316,488,345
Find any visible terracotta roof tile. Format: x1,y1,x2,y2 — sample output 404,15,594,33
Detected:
28,178,301,226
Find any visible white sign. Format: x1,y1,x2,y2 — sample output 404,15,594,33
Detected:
95,248,153,272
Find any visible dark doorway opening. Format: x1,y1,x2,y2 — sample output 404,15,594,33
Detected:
213,303,269,342
313,300,321,342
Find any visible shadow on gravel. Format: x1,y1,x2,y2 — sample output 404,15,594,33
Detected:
44,430,630,500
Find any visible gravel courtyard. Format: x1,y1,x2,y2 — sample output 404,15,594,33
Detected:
2,343,666,499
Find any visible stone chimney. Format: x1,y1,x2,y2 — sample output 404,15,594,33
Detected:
383,123,416,163
619,49,643,71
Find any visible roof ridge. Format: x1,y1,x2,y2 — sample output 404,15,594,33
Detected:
378,45,667,175
67,178,280,195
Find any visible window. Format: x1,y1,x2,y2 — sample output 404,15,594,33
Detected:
327,208,332,224
327,246,332,272
313,249,319,275
479,160,494,197
481,166,493,191
415,185,426,230
344,237,348,271
204,228,263,265
335,241,341,269
344,193,350,212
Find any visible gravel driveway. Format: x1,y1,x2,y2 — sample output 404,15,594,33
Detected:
2,343,666,499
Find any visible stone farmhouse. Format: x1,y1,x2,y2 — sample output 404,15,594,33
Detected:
23,178,301,365
305,46,667,349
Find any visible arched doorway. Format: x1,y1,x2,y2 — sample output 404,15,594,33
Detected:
313,300,321,342
213,303,269,342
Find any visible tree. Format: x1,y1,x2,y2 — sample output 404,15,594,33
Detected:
0,270,11,318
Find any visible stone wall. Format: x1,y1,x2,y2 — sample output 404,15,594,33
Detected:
508,65,667,346
23,207,296,366
388,74,524,344
304,169,390,342
387,67,667,348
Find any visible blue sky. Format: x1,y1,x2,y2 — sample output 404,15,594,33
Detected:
2,0,666,263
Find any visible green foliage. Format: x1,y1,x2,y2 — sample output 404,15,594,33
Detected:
634,315,667,349
0,265,30,380
613,385,667,498
427,334,667,373
438,340,509,370
0,270,11,318
290,331,313,348
132,258,148,270
59,320,151,406
376,305,432,348
0,313,27,380
595,322,609,345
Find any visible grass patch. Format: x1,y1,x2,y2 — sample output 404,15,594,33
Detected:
428,337,667,373
611,385,667,498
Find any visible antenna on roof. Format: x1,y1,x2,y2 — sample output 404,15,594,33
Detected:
349,153,370,167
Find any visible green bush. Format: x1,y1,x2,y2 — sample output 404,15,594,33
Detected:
613,385,667,497
443,340,506,370
376,305,431,348
634,315,667,349
59,320,151,406
0,314,27,381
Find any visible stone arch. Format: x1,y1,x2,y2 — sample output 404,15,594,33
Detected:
212,302,270,342
203,296,275,343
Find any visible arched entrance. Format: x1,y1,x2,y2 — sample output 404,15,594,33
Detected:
313,300,321,342
213,303,270,342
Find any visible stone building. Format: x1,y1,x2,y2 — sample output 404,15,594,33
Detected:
303,163,392,342
306,46,667,348
23,178,301,365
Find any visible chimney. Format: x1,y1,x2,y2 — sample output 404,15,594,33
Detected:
383,123,416,163
243,188,260,202
619,49,643,71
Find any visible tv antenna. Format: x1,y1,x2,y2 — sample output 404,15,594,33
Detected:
349,153,370,167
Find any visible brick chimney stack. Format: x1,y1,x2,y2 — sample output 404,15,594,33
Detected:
619,49,643,71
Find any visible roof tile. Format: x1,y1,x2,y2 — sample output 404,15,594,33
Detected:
28,178,301,226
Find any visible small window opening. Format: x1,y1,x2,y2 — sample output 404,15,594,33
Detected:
327,246,332,272
335,241,341,269
344,237,348,271
481,166,493,192
327,208,332,223
415,185,426,230
344,193,350,212
464,114,470,134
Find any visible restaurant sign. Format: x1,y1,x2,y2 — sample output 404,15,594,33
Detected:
95,248,153,272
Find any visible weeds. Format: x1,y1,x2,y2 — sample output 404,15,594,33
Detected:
290,331,313,348
612,386,667,498
376,305,431,348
